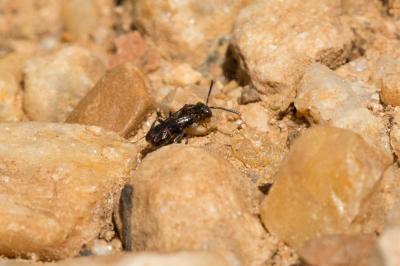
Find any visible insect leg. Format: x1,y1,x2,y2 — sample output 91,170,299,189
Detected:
173,132,185,143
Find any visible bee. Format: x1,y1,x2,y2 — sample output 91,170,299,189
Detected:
145,81,240,147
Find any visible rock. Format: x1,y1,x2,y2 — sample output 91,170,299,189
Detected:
0,122,137,260
232,0,353,111
295,63,391,159
260,126,391,250
66,63,154,137
131,0,249,67
23,46,106,122
162,63,203,86
0,53,26,121
371,56,400,106
108,32,160,73
239,85,261,105
239,103,271,133
299,234,376,266
1,251,229,266
119,145,273,266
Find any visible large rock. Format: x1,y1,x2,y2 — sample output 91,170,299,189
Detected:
261,126,391,249
0,122,137,260
131,0,249,67
232,0,353,111
66,63,154,137
295,63,391,159
119,145,272,266
23,46,105,122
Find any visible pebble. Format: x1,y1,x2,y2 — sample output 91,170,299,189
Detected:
23,46,106,122
131,0,248,67
295,63,392,159
66,62,154,137
232,0,353,111
118,145,273,266
239,103,271,133
0,122,138,260
162,63,203,86
261,126,391,250
371,56,400,106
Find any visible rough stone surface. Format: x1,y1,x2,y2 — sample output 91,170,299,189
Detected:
0,122,137,260
131,0,249,67
122,145,272,266
0,251,228,266
66,62,154,137
261,126,391,250
295,63,391,159
162,63,203,86
23,46,105,122
299,234,376,266
232,0,354,111
0,53,25,121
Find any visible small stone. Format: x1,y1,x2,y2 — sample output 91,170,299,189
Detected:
23,46,106,122
162,63,203,86
295,63,391,159
0,122,137,260
299,234,376,266
131,0,248,67
108,32,160,72
239,85,261,105
261,126,391,250
239,103,271,133
232,0,353,111
371,56,400,106
118,145,273,266
66,63,154,137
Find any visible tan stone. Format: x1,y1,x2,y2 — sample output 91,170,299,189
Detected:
295,63,391,159
232,0,353,111
299,234,376,266
261,126,391,250
66,63,154,137
0,122,137,260
131,0,249,67
121,145,272,266
23,46,105,122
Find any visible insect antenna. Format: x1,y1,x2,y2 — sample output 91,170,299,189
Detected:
206,80,214,105
209,106,241,115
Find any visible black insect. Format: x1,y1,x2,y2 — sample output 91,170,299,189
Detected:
145,80,240,147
